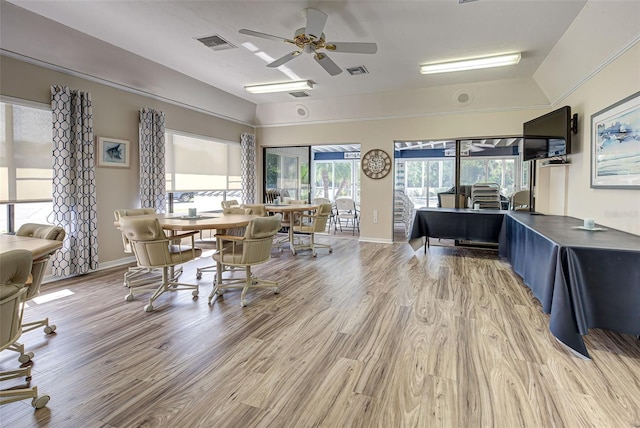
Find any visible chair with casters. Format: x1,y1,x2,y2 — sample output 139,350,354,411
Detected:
292,203,333,257
240,204,267,217
437,193,466,208
334,197,359,235
118,216,202,312
195,207,252,279
0,249,50,409
114,209,162,287
312,198,333,231
221,199,240,209
510,190,531,211
8,223,65,364
210,214,282,307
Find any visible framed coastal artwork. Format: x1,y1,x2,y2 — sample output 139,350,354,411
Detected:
590,91,640,189
97,137,130,168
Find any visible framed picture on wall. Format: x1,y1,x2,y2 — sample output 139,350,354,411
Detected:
97,137,130,168
590,91,640,189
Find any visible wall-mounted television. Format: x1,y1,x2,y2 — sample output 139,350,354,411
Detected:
523,106,575,161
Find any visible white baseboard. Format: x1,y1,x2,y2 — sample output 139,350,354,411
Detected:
358,237,394,244
42,256,135,284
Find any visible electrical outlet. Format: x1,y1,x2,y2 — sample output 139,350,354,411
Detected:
373,210,378,223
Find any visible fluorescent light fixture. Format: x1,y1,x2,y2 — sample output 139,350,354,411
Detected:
245,80,313,94
420,53,521,74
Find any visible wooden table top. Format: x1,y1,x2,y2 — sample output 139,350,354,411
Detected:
0,234,64,259
156,213,256,231
265,204,319,213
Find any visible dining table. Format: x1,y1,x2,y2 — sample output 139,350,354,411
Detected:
158,213,257,286
0,234,64,260
0,233,65,302
265,203,318,255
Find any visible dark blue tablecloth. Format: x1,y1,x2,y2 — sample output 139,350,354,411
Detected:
409,208,506,251
502,212,640,358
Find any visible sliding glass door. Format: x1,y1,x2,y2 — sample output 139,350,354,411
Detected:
264,147,310,202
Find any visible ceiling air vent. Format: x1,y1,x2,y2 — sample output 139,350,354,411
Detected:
196,34,236,51
289,91,310,98
346,65,369,75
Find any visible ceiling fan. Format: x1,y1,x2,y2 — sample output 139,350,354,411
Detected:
239,8,377,76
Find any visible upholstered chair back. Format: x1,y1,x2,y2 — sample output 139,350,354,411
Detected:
221,200,240,209
16,223,65,241
114,208,156,253
223,207,252,215
240,204,267,216
239,214,282,265
0,249,32,347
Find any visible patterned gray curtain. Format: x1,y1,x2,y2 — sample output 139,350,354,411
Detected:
139,108,166,212
50,85,99,276
240,132,256,204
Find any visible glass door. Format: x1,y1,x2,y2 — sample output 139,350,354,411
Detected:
264,147,310,202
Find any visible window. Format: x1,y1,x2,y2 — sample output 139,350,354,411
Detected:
0,99,53,233
165,131,241,214
460,157,517,196
265,147,310,201
312,159,359,202
403,159,454,208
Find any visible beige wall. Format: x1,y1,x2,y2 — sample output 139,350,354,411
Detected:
539,43,640,235
257,109,548,242
259,41,640,239
1,56,254,265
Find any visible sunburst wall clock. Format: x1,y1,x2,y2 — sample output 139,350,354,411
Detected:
361,149,391,179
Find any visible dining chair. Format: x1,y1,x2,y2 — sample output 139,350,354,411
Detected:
510,190,530,211
221,199,240,209
195,207,252,280
292,203,333,256
114,209,160,287
0,249,50,409
334,197,359,235
9,223,65,364
118,216,201,312
240,204,267,217
312,197,334,231
210,214,282,307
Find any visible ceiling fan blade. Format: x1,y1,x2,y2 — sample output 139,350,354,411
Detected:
267,51,302,68
314,52,342,76
239,29,294,44
326,42,378,54
305,8,328,40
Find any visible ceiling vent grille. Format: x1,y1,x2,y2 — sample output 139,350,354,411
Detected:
196,34,236,51
289,91,310,98
347,65,369,75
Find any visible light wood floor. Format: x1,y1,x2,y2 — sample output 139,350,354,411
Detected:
2,237,640,427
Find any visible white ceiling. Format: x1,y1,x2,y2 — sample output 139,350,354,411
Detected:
3,0,587,109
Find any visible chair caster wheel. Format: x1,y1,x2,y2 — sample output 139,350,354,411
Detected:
329,249,333,253
312,253,317,257
274,288,280,294
125,294,134,302
44,324,57,334
32,395,50,409
19,352,34,364
240,300,247,307
192,290,199,298
196,272,202,279
144,304,154,312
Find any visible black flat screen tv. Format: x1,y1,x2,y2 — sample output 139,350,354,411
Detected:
523,106,572,161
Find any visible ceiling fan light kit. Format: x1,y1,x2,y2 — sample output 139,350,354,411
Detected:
245,80,313,94
239,8,377,76
420,53,521,74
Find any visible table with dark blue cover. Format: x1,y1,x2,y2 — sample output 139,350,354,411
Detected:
409,208,507,252
500,212,640,358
